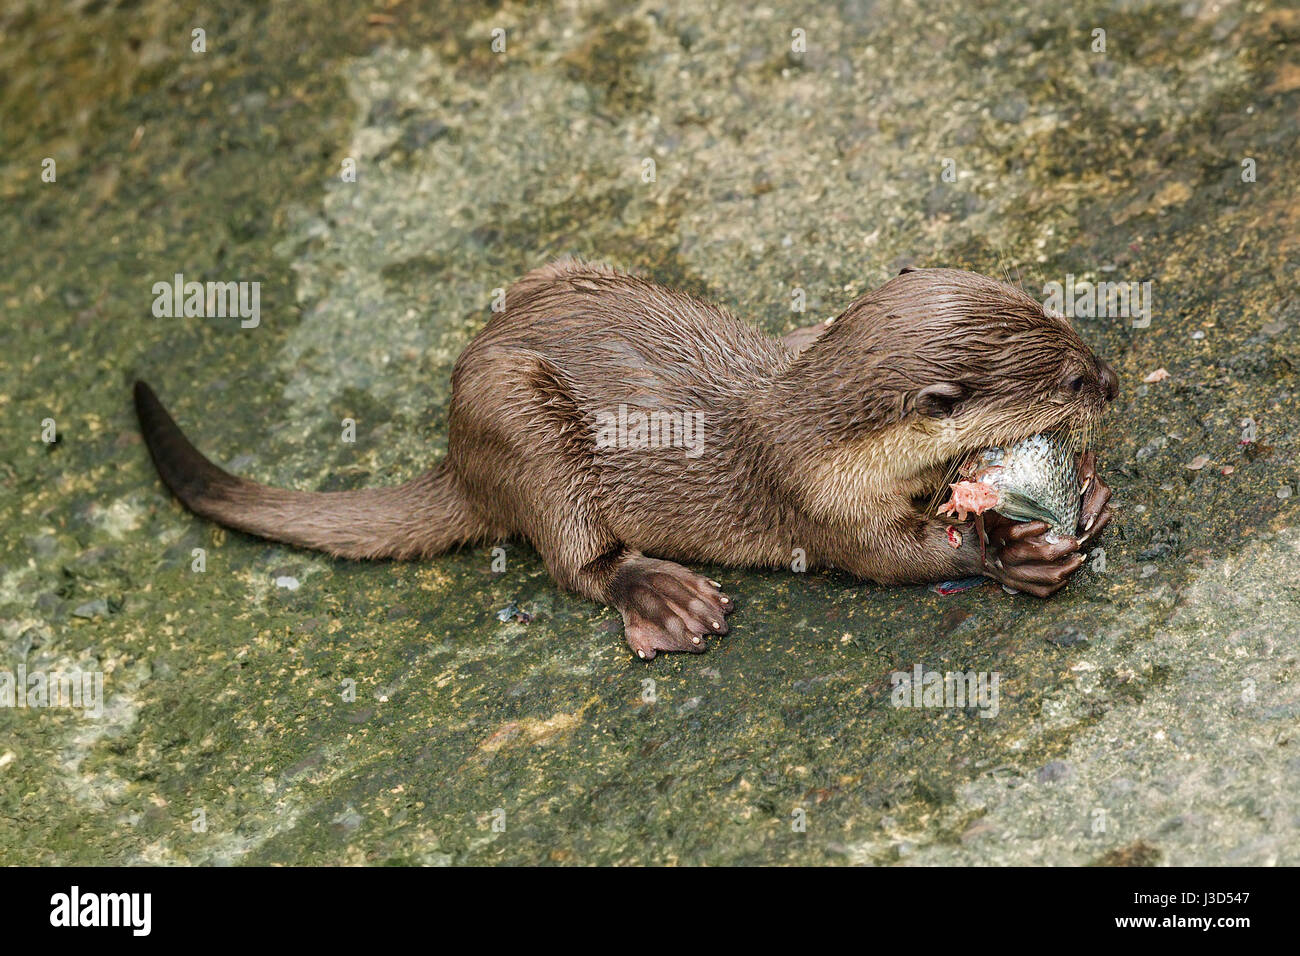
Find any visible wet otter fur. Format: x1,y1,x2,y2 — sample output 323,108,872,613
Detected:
135,261,1116,659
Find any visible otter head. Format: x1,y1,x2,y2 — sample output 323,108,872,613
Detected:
774,266,1118,514
882,266,1118,462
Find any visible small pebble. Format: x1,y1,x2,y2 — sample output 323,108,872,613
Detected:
495,602,532,624
1048,626,1088,648
72,598,110,619
1037,761,1073,783
332,808,363,833
275,576,300,591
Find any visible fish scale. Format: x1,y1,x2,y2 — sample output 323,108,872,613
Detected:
975,433,1081,537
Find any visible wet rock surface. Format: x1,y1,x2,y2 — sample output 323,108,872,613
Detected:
0,0,1296,864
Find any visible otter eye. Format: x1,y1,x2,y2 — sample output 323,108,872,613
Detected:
1067,373,1086,392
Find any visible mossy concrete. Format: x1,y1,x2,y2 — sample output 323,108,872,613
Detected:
1,0,1297,864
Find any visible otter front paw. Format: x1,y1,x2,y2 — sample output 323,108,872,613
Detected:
609,557,733,660
978,518,1084,598
1077,450,1114,543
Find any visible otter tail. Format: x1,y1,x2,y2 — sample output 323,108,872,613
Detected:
133,380,483,560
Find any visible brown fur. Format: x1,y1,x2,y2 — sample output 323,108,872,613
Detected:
135,261,1117,658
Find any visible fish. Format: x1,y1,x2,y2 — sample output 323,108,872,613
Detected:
939,433,1082,538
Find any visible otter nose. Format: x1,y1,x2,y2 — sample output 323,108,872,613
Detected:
1098,361,1119,402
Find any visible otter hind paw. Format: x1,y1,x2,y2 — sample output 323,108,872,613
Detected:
611,557,733,660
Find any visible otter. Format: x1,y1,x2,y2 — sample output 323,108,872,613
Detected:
135,261,1116,659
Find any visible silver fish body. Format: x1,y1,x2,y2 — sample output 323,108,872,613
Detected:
974,433,1081,537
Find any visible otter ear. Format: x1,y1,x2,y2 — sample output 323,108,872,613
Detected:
912,382,966,417
898,265,919,275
